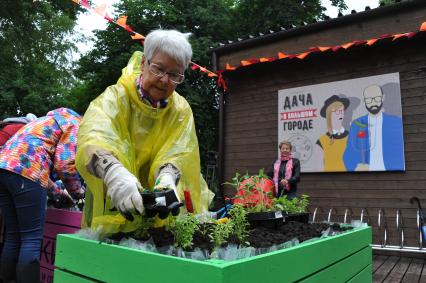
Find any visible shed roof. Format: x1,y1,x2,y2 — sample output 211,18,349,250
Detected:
211,0,425,56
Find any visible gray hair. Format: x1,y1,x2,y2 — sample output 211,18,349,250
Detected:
144,29,192,69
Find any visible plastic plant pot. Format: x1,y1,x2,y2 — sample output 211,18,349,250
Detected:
141,189,183,219
248,211,310,229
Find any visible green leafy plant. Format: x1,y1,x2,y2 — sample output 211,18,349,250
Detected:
133,217,155,240
173,213,199,250
228,204,249,245
224,169,273,213
211,221,234,247
272,194,309,214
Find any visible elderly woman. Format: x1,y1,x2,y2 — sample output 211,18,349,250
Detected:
316,95,350,172
268,140,301,200
0,108,85,282
76,29,213,232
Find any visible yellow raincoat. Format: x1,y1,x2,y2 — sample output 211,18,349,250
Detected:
76,51,213,232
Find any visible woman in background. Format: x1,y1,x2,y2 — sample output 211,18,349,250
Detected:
269,140,300,200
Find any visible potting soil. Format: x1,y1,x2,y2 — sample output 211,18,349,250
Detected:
83,221,355,261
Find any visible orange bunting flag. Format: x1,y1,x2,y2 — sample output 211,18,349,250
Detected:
366,38,378,46
406,32,416,38
277,52,288,59
94,1,108,17
353,40,367,46
72,0,80,4
296,52,310,59
241,60,252,66
392,33,405,41
341,42,354,49
421,22,426,31
207,72,217,77
331,46,341,52
318,46,331,52
259,57,270,62
226,63,236,70
116,15,128,28
131,33,145,40
80,0,90,8
217,71,227,92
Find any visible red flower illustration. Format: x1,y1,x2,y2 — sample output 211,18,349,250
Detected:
357,131,366,138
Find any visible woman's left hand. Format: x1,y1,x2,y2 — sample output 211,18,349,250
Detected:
280,179,288,185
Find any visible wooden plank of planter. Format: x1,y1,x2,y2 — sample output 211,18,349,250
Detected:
45,208,82,227
54,227,371,283
40,266,54,283
298,245,371,283
220,227,371,283
54,269,97,283
346,264,373,283
55,235,226,283
42,208,82,283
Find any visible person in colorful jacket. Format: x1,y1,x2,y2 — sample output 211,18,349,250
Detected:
0,108,85,283
76,29,213,233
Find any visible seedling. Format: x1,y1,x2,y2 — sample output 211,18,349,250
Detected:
228,204,249,245
272,194,309,214
211,220,234,247
173,213,199,250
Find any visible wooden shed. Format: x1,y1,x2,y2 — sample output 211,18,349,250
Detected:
211,0,426,252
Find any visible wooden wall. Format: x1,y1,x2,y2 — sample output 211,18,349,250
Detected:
217,3,426,248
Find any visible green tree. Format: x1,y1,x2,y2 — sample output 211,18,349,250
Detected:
230,0,347,37
379,0,396,5
0,0,81,118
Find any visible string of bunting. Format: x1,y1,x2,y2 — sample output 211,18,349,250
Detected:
70,0,226,89
69,0,425,92
222,21,426,73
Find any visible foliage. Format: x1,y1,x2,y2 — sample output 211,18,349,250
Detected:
133,217,156,240
225,169,273,213
211,220,234,247
228,204,249,244
0,0,82,118
230,0,347,37
379,0,396,5
173,213,199,250
272,194,309,214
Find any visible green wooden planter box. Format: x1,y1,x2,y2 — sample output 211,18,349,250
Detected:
54,227,371,283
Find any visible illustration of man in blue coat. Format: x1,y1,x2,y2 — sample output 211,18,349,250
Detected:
343,85,405,171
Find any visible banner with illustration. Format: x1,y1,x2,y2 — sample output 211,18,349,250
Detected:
278,73,405,173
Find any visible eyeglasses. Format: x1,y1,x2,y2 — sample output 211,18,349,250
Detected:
364,96,382,104
331,109,344,115
147,60,185,84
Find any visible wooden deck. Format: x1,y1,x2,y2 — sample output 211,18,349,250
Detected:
373,255,426,283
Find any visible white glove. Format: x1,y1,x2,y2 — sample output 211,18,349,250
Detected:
104,163,144,216
154,172,181,202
